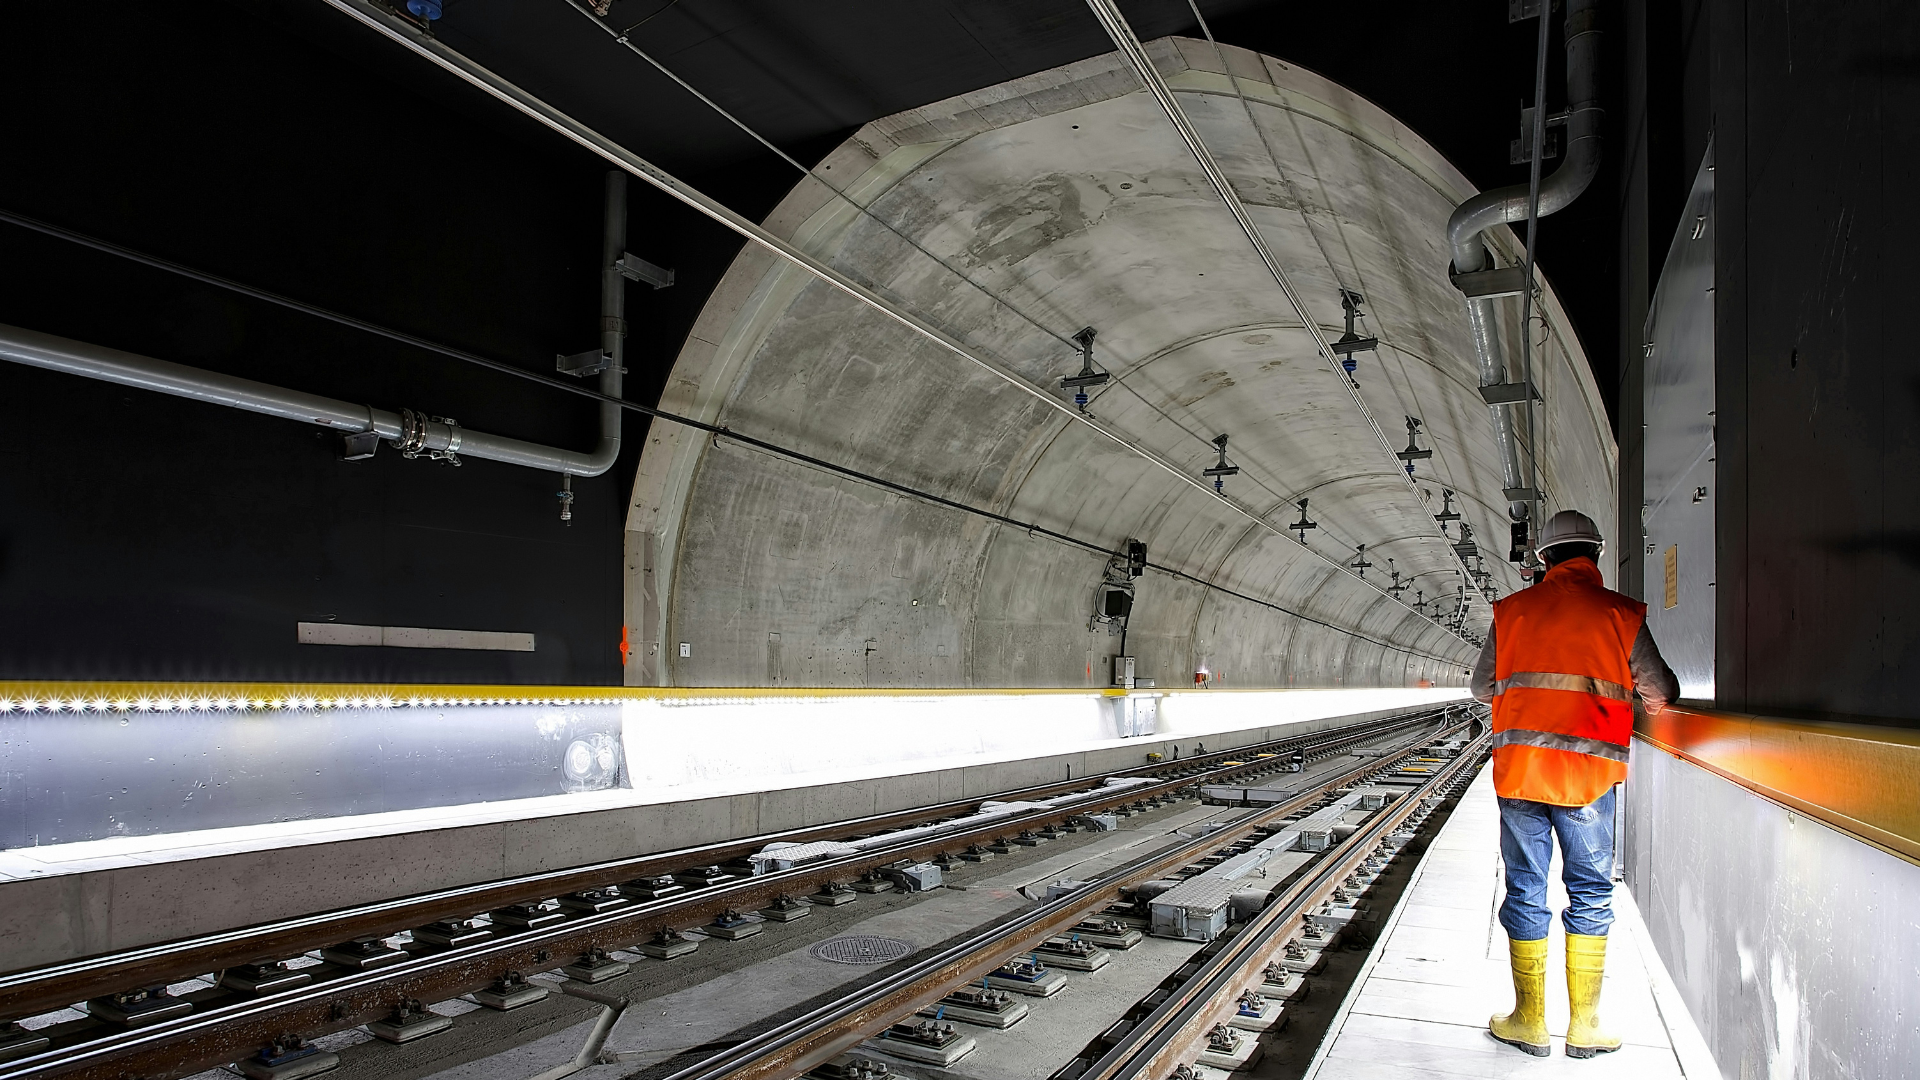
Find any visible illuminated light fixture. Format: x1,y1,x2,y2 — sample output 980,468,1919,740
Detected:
1203,434,1240,493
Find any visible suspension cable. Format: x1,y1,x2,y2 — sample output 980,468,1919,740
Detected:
0,209,1466,666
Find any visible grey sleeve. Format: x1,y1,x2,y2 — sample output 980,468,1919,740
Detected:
1471,622,1498,703
1630,623,1681,709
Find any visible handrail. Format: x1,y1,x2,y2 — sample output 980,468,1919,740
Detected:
1635,704,1920,865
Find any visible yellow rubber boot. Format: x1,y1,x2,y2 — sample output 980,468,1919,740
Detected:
1488,937,1551,1056
1565,932,1622,1058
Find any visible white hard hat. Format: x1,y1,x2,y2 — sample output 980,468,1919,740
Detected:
1537,509,1605,554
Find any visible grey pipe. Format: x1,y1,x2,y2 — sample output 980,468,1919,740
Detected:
1447,0,1602,521
1449,0,1602,275
0,321,619,475
592,171,627,472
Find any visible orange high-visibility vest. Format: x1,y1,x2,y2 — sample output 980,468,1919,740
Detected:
1489,556,1644,806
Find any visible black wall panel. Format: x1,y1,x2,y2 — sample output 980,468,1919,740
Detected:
0,1,639,683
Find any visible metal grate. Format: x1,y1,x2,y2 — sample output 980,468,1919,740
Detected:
809,935,914,965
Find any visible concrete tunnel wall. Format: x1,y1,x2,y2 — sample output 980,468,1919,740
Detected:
625,38,1616,690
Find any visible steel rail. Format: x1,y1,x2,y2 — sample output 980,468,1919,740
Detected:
1088,736,1490,1080
0,710,1422,1019
0,712,1460,1079
315,0,1472,650
645,719,1475,1080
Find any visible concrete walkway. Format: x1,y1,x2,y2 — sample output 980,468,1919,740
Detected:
1304,766,1720,1080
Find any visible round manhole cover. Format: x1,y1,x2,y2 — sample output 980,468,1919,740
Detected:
809,935,914,965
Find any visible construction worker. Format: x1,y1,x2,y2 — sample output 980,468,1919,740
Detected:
1470,509,1678,1059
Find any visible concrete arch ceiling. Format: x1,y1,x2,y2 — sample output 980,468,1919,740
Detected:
626,38,1615,690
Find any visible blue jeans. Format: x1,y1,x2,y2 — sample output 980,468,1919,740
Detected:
1497,787,1616,939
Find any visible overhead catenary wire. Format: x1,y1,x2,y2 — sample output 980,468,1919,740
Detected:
1518,0,1553,540
555,0,1449,628
1178,1,1514,600
319,0,1467,645
0,211,1464,667
1083,0,1490,609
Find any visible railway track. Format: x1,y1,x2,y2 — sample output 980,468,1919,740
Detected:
653,712,1487,1080
0,705,1472,1080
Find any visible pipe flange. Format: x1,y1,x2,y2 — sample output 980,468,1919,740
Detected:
393,409,462,465
393,408,430,457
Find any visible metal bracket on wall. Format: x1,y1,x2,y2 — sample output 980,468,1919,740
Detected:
1502,486,1541,503
1509,106,1568,165
340,430,381,461
1479,381,1543,406
556,349,620,378
615,251,674,289
1449,266,1530,300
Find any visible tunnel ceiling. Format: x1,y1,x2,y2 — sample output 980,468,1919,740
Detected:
626,39,1615,691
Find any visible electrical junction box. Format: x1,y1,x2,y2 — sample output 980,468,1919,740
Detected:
1148,875,1238,942
1112,655,1135,689
882,862,944,892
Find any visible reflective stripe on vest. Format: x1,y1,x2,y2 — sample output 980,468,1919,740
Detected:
1495,671,1631,701
1489,556,1646,805
1491,727,1631,762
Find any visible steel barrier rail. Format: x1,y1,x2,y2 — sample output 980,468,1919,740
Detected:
1635,704,1920,865
0,711,1459,1080
1092,736,1490,1080
648,720,1476,1080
